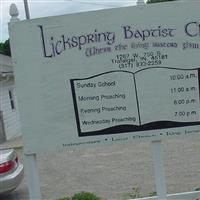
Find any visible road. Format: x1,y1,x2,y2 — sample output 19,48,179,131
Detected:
1,136,200,200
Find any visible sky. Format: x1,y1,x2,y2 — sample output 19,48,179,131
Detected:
0,0,146,42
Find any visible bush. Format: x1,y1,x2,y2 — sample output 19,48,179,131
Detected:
57,192,102,200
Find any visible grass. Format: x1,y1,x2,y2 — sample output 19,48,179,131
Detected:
123,187,142,199
123,187,158,199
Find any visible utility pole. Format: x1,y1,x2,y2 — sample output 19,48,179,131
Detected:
23,0,30,19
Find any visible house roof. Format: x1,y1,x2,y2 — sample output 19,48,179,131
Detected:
0,54,14,81
0,54,13,72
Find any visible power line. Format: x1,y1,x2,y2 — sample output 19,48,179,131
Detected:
65,0,139,7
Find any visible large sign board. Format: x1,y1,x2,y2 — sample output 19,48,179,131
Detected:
9,2,200,153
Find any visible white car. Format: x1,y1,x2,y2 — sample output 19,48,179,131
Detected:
0,149,24,194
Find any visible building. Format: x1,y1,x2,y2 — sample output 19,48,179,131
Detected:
0,54,21,143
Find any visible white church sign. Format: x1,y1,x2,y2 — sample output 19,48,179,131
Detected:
9,2,200,153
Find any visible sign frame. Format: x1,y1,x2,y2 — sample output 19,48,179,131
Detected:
8,2,200,200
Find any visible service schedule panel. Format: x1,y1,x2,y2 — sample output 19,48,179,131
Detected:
9,2,200,152
71,68,200,137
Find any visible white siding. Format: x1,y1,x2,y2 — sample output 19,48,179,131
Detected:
0,82,21,139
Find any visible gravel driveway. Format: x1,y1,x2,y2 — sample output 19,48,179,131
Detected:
1,136,200,200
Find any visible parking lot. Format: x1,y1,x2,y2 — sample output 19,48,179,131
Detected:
1,136,200,200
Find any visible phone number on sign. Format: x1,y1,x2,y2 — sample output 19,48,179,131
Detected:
136,60,162,67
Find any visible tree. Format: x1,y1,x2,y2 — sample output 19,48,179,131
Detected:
0,39,11,57
0,43,4,54
147,0,176,3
